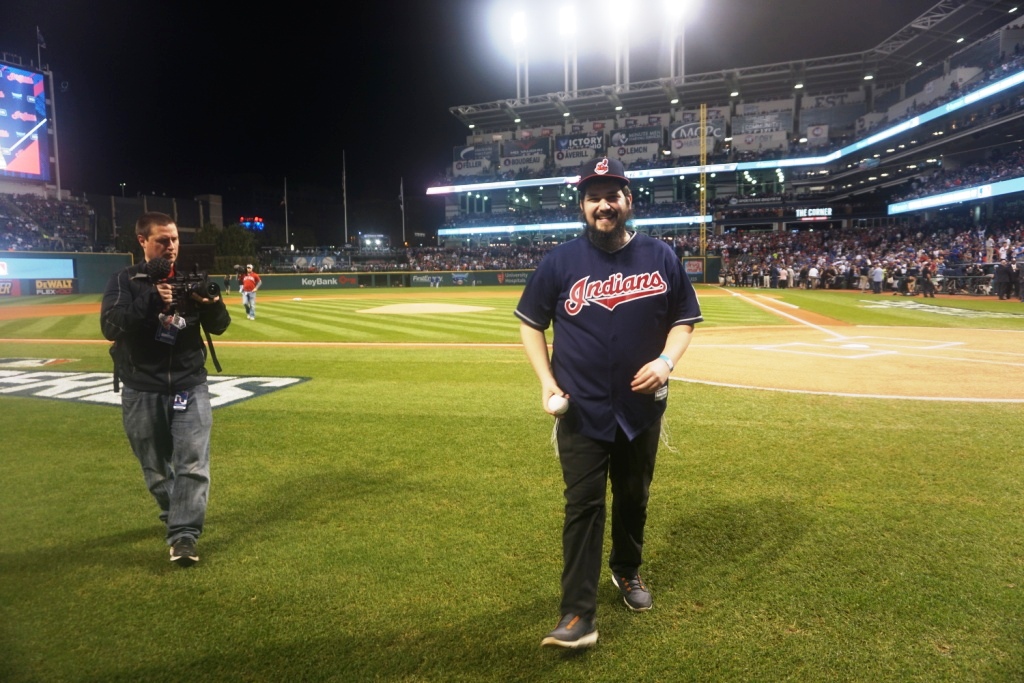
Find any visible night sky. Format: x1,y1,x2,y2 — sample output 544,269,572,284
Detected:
0,0,939,238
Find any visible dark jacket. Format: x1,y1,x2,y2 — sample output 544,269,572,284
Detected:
100,261,231,393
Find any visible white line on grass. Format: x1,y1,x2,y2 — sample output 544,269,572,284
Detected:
670,377,1024,402
728,290,846,339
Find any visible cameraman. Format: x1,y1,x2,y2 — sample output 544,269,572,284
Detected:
100,212,231,567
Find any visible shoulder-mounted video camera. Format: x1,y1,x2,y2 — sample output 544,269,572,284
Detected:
133,257,221,314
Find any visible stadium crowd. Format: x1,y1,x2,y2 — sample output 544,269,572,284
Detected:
0,193,93,251
892,147,1024,204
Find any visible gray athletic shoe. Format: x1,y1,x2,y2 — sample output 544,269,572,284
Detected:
540,614,598,649
611,572,652,611
169,537,199,567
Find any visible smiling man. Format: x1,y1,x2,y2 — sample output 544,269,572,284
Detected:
515,157,703,649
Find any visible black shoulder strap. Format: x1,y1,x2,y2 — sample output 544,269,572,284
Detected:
201,322,222,373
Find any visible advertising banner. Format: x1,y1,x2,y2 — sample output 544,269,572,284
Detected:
678,107,730,125
567,120,613,134
802,91,864,109
0,280,21,296
732,112,794,135
504,137,551,157
33,278,77,295
499,154,546,175
610,142,660,165
555,132,605,152
453,158,492,177
669,118,723,159
286,275,358,289
732,130,788,152
609,126,663,147
0,257,74,278
805,124,830,147
452,143,498,176
620,114,670,128
553,147,595,168
683,258,705,283
410,271,533,287
517,126,560,140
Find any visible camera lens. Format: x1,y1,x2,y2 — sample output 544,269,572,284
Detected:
206,282,221,297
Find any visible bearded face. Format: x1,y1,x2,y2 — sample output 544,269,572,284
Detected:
580,178,633,251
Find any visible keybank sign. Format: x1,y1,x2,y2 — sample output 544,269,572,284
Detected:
300,276,358,288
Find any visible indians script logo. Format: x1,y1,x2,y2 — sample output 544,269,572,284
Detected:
565,272,666,315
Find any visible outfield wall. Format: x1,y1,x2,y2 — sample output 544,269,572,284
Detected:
254,271,533,289
0,253,720,297
258,260,719,290
0,252,132,297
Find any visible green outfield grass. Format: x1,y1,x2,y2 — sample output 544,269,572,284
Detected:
1,286,1023,682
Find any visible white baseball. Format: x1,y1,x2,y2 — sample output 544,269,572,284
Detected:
547,394,569,415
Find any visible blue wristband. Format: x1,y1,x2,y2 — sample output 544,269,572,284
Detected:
659,354,674,371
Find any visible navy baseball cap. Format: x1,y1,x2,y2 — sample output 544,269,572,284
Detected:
577,156,629,191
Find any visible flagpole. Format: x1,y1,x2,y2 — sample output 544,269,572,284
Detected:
343,151,348,247
47,67,61,198
35,27,60,197
283,177,289,245
400,177,406,246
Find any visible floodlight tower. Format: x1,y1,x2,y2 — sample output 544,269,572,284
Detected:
667,0,702,81
613,0,633,89
559,5,578,95
512,11,529,101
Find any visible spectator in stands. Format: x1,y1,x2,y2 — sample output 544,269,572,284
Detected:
920,261,937,298
994,258,1015,299
870,263,885,294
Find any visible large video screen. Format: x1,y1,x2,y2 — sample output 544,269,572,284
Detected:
0,63,51,183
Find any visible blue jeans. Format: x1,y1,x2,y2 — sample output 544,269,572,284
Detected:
242,291,256,318
121,384,212,545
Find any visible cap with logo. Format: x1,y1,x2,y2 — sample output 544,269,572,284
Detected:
577,156,629,191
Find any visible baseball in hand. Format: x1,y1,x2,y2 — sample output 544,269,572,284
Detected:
547,394,569,415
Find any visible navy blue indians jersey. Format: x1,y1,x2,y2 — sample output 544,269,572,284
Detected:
515,232,703,441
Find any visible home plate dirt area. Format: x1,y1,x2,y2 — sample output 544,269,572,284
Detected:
685,289,1024,401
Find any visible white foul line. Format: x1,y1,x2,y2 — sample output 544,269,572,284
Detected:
728,290,847,339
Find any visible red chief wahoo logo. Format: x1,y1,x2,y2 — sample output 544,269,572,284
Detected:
594,158,610,175
564,271,667,315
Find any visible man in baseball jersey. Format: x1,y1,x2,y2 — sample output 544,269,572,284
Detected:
516,156,703,649
239,264,261,320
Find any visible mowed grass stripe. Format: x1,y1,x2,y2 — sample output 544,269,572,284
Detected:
252,301,517,343
231,307,503,343
5,315,89,339
698,297,793,327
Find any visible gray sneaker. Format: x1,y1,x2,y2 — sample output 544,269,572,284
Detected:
540,614,598,649
169,537,199,567
611,572,652,611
